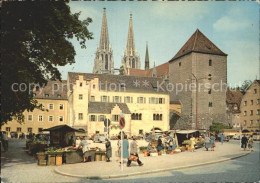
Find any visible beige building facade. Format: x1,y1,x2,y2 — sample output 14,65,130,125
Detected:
68,72,170,136
240,80,260,132
1,81,68,137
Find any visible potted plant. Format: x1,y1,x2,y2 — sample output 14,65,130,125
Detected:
36,152,46,161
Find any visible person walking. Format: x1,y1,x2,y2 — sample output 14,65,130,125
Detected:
210,134,215,151
105,138,112,162
127,137,143,167
204,135,211,151
219,133,225,144
78,136,90,162
118,134,129,164
241,134,248,151
157,136,163,155
248,135,254,152
2,132,8,152
190,135,196,152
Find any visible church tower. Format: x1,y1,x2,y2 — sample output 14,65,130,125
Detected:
121,13,141,69
145,42,150,70
93,8,114,74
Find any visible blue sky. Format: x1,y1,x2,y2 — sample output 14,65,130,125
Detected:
58,1,259,86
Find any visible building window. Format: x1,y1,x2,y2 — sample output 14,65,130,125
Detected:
45,93,49,97
57,94,61,98
153,114,162,121
208,74,212,80
101,96,108,102
112,115,119,122
80,82,82,87
179,62,181,67
36,86,40,91
244,101,247,106
254,89,257,94
59,104,64,110
33,93,36,97
159,98,165,104
234,105,238,110
149,97,156,104
28,115,33,121
49,104,54,110
131,113,142,120
27,128,32,133
53,84,58,90
124,96,132,103
257,109,260,115
208,102,213,107
244,111,247,116
90,96,95,102
17,127,21,132
90,115,97,121
49,116,53,122
78,113,83,120
98,115,105,121
59,116,64,122
257,99,260,104
38,128,43,133
137,97,146,104
113,96,121,103
250,110,253,115
250,120,253,125
244,120,247,126
93,84,96,89
6,127,11,132
79,94,83,100
38,115,43,122
209,59,212,66
250,100,253,105
208,89,212,94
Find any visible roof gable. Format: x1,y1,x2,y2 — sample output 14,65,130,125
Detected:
88,102,131,114
170,29,227,62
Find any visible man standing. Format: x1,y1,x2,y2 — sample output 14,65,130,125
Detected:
241,134,248,151
127,137,143,167
105,138,112,162
2,132,8,151
78,136,90,162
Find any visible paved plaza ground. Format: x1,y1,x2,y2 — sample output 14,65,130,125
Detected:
1,138,255,183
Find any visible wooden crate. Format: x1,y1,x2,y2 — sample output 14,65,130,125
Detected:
38,160,47,166
56,155,62,166
48,155,56,166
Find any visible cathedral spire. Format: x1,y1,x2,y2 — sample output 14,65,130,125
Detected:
145,42,150,70
99,8,109,51
126,12,135,56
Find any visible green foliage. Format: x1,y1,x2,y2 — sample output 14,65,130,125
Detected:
1,2,93,125
209,122,231,134
231,80,253,94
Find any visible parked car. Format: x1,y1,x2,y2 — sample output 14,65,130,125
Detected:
252,132,260,141
232,134,241,140
10,132,18,139
110,135,118,140
93,134,106,143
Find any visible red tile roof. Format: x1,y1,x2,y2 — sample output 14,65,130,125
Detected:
170,29,227,62
127,62,169,78
226,89,243,113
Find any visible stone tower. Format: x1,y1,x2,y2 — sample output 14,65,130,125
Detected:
169,29,228,130
121,13,141,69
93,8,114,74
145,42,150,70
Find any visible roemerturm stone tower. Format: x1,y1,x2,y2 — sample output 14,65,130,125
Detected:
121,13,141,69
169,29,228,130
145,42,150,70
93,8,114,74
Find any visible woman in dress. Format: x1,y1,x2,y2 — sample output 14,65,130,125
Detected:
105,138,112,162
118,134,129,164
210,134,215,151
204,134,211,151
157,136,163,154
248,135,254,152
190,135,196,152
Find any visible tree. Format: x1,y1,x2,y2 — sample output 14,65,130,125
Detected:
1,1,93,125
119,65,125,75
209,122,231,134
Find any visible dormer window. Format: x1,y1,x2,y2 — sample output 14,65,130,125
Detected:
57,94,61,98
33,93,36,97
36,86,40,91
53,84,58,90
45,94,49,97
234,105,238,110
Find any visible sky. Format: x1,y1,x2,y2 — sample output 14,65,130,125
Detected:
58,1,259,86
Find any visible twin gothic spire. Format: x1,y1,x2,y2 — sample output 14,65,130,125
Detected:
93,9,150,74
